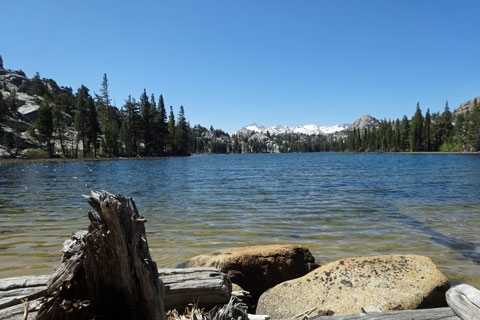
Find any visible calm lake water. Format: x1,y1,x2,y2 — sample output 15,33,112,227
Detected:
1,153,480,286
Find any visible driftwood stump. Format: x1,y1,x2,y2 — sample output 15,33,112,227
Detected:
35,191,166,320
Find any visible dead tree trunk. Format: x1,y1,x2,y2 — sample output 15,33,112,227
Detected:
36,191,166,320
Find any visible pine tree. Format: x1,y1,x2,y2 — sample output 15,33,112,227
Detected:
52,103,68,157
400,115,409,151
468,98,480,151
74,86,89,158
175,105,190,156
409,103,424,151
0,55,3,69
97,74,120,157
100,74,111,107
86,96,101,157
35,94,54,156
438,101,454,146
455,112,469,151
155,94,168,155
423,109,431,151
140,89,154,155
167,106,176,154
122,96,140,156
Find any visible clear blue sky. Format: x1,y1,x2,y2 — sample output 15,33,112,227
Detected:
2,0,480,132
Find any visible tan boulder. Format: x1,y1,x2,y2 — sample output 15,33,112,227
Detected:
183,244,318,300
256,254,450,318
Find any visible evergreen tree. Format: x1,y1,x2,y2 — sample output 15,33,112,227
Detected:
467,98,480,151
35,94,54,156
97,74,120,157
27,72,48,97
0,55,3,69
52,103,68,157
155,94,168,155
140,89,154,155
121,96,141,156
74,85,89,157
423,109,431,151
400,115,409,151
167,106,176,154
409,103,424,151
86,96,101,157
175,105,190,156
455,112,469,151
100,74,111,107
438,101,454,146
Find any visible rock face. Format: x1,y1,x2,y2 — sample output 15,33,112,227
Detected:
454,96,480,116
183,244,318,301
350,115,379,131
256,254,450,318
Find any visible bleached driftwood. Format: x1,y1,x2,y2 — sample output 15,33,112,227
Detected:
160,267,231,311
0,267,231,317
35,191,166,320
446,284,480,320
304,307,460,320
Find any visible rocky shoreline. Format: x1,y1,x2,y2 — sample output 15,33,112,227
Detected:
182,244,451,318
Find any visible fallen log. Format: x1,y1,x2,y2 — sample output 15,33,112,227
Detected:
304,307,460,320
35,191,166,320
160,267,231,311
446,284,480,320
0,267,231,317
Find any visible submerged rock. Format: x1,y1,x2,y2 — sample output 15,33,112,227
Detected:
256,254,450,318
183,244,318,301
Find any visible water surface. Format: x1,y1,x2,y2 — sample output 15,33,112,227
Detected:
0,153,479,286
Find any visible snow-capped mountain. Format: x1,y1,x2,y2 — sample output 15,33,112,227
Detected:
238,123,350,136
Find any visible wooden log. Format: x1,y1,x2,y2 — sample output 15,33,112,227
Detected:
160,267,231,311
35,191,166,320
0,276,49,310
296,307,460,320
0,267,231,315
0,300,42,320
446,284,480,320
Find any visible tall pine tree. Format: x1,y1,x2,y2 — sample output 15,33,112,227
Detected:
175,105,190,156
409,103,424,152
74,85,89,158
167,106,176,154
35,94,54,156
155,95,168,155
423,109,431,151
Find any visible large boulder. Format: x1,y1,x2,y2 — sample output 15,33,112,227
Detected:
257,254,450,318
183,244,318,301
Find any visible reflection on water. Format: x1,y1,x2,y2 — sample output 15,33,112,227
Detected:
0,153,479,286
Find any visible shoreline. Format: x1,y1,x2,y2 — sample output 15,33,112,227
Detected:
0,151,479,164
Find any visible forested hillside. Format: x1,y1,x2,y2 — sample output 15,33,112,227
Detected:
0,55,479,158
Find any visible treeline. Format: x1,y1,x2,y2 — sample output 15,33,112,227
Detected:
1,58,480,156
1,72,192,158
345,102,480,153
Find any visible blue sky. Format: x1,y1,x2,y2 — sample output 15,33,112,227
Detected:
2,0,480,132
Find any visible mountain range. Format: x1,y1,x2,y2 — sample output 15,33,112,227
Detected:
236,115,380,136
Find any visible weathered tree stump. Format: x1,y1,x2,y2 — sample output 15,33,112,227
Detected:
35,191,166,320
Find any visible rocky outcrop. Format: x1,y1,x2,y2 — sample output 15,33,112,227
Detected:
183,244,318,301
454,96,480,116
256,254,449,318
350,115,379,131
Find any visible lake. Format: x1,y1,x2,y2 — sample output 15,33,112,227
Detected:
0,153,479,287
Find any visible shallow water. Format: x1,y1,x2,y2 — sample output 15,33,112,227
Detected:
0,153,479,286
